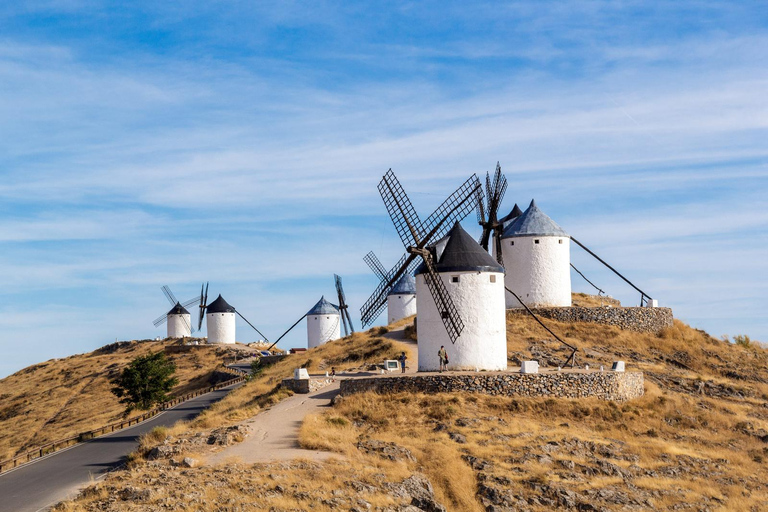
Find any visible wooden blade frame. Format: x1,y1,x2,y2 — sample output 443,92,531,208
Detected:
161,285,178,306
364,251,388,282
363,170,481,342
478,163,508,252
197,282,208,331
334,274,355,337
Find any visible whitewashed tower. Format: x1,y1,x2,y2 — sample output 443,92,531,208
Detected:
387,273,417,324
501,199,571,308
416,222,507,372
166,303,192,338
306,296,341,349
206,294,236,344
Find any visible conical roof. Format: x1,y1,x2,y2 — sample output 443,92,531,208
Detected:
501,199,569,238
388,273,416,296
416,222,504,275
499,203,523,228
307,296,339,316
167,302,190,316
206,294,235,314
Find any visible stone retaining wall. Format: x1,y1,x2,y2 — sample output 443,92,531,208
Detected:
339,371,644,402
509,306,673,333
280,377,334,394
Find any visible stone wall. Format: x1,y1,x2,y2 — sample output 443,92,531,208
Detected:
509,306,673,333
280,377,334,394
339,371,644,402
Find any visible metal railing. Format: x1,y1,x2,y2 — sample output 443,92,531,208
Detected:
0,366,248,475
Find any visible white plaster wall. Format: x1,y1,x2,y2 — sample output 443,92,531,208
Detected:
307,313,340,349
416,271,507,371
207,312,236,344
502,236,571,308
387,293,417,325
167,314,191,338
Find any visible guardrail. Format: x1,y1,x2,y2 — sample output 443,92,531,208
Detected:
0,366,249,475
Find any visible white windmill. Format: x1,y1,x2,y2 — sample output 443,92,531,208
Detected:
152,285,201,338
195,283,271,345
500,199,572,308
363,251,417,325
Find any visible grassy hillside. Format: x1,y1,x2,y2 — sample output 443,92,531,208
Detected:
56,310,768,511
0,338,245,462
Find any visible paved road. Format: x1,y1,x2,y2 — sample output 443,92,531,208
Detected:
0,382,241,512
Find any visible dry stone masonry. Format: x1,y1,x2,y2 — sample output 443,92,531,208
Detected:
509,306,673,333
339,371,644,401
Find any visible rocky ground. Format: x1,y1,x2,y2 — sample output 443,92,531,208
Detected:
54,314,768,511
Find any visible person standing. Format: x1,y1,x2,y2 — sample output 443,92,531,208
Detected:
398,351,407,373
438,346,448,373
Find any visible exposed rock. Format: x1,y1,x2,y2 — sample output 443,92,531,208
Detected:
207,425,248,446
146,445,177,460
181,457,198,468
357,439,416,462
387,474,447,512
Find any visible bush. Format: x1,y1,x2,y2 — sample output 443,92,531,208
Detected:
111,352,179,411
733,334,751,348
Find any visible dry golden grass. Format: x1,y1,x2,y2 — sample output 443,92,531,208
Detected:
185,326,414,430
0,338,244,461
57,312,768,511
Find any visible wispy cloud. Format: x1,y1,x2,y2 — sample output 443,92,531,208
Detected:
0,1,766,377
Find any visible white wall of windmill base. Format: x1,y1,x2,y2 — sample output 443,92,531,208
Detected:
167,314,191,338
207,312,236,344
502,236,571,308
416,271,507,372
307,313,340,349
387,294,417,325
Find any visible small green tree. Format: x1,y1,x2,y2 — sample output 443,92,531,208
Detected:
111,351,179,411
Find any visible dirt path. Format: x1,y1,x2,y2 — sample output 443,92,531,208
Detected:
207,326,418,465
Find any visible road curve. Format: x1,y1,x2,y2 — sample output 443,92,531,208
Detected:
0,382,241,512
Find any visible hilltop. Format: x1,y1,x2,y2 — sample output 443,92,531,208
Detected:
38,305,768,511
0,338,251,462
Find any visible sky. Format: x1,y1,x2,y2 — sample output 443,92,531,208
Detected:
0,1,766,378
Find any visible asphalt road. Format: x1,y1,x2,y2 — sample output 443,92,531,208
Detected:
0,382,241,512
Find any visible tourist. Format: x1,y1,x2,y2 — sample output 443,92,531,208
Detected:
330,367,336,382
438,346,448,372
399,351,407,373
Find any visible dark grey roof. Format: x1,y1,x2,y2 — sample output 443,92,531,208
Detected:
501,199,569,238
499,203,523,229
388,273,416,296
307,296,339,316
416,222,504,275
167,302,190,316
206,294,235,314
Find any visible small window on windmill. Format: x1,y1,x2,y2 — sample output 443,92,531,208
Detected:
510,241,514,246
559,239,563,244
451,276,460,283
326,316,330,319
534,239,540,244
490,275,496,283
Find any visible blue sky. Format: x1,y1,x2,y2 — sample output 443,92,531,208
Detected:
1,1,766,377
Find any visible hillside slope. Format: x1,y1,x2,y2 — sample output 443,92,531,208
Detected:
56,313,768,511
0,338,244,461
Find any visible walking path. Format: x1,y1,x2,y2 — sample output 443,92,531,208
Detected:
207,326,417,465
